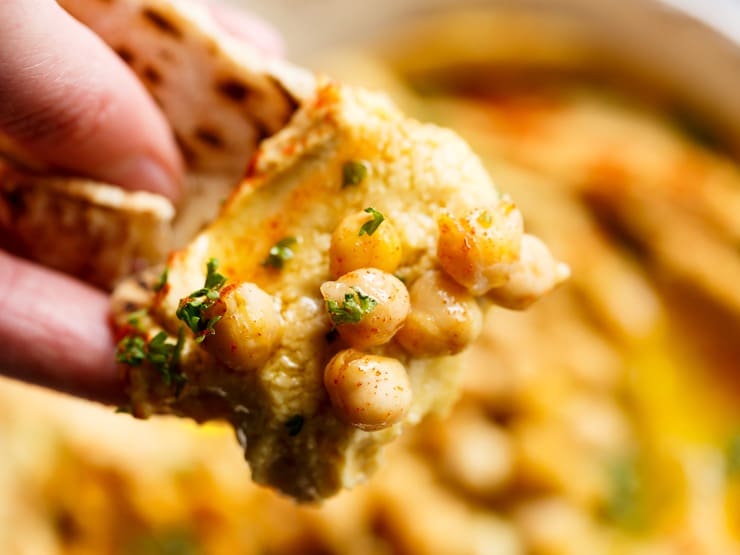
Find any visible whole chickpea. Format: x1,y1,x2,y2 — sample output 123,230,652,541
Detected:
201,282,283,371
324,349,412,431
321,268,410,349
396,270,483,357
437,198,524,295
487,234,570,310
329,208,402,278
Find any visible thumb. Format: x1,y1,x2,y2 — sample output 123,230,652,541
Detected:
0,1,182,200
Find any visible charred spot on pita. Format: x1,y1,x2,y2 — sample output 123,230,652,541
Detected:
194,127,225,149
174,132,198,166
216,78,250,102
142,65,163,85
115,47,135,64
142,8,183,38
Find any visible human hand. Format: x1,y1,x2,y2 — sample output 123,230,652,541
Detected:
0,0,281,404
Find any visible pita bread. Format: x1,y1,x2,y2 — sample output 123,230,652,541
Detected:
0,0,314,289
59,0,314,176
0,160,173,289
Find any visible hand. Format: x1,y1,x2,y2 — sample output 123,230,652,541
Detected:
0,0,281,404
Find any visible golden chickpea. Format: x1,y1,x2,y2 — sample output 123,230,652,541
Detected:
396,270,483,357
321,268,410,349
487,234,570,310
437,198,524,295
324,349,412,431
202,282,282,371
329,209,402,278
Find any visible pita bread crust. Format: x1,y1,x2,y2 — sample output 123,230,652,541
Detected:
59,0,314,176
0,161,173,290
0,0,314,288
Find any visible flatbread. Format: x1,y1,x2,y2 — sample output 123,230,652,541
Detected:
0,160,173,289
0,0,314,289
59,0,314,176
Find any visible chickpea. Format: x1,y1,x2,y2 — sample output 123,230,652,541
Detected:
487,234,570,310
437,198,524,295
321,268,410,349
202,282,282,371
329,209,402,278
396,270,483,357
324,349,412,431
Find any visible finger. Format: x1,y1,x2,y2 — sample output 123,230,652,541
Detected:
207,2,285,58
0,250,124,405
0,1,182,201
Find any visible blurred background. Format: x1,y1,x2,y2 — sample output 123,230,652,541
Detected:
3,0,740,553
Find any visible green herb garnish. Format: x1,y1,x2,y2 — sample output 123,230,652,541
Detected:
262,237,297,269
326,288,378,325
176,258,226,343
153,267,169,292
115,328,187,394
116,335,147,366
726,434,740,477
603,455,648,532
342,160,369,187
127,309,148,329
285,414,304,436
115,405,132,414
358,207,384,236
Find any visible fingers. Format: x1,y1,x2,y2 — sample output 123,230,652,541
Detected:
0,1,182,201
207,2,285,58
0,250,125,405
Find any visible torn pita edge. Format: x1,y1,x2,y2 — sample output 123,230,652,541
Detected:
0,160,174,290
59,0,315,177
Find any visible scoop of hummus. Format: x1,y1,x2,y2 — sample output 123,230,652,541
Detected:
111,82,567,501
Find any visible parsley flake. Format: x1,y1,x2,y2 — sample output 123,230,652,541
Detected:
326,288,378,325
153,267,169,292
116,335,147,366
126,309,148,329
176,258,227,342
358,207,384,236
115,328,187,395
342,160,369,187
285,414,304,436
726,433,740,477
262,237,297,269
603,455,648,532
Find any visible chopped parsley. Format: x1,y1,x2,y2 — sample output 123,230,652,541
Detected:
127,309,148,329
358,207,384,236
285,414,304,436
262,237,297,269
153,267,169,292
603,455,648,532
116,335,147,366
116,328,187,394
326,288,378,325
726,433,740,477
342,160,369,187
176,258,227,343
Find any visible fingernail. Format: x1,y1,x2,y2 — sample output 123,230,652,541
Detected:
103,156,181,201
